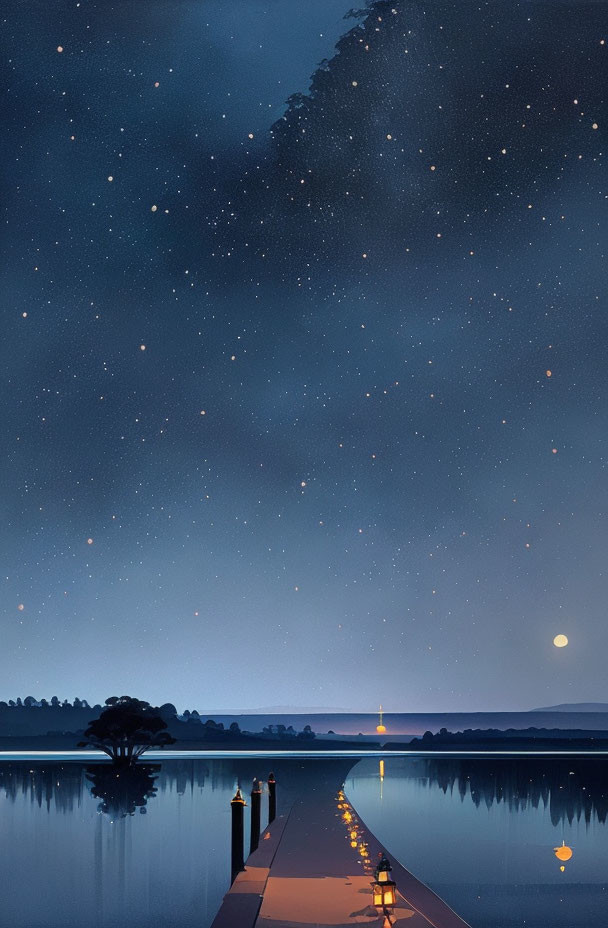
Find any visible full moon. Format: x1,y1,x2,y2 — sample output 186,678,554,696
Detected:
553,634,569,648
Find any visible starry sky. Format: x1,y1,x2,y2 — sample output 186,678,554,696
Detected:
2,0,607,712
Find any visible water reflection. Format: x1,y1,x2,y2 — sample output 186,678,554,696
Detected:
86,764,160,819
347,755,608,928
0,757,351,928
0,759,257,928
0,758,236,814
0,762,84,812
554,839,574,873
409,755,608,826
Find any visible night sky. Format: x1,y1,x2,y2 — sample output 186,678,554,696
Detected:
2,0,607,712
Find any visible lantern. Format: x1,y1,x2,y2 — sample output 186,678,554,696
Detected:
372,855,396,909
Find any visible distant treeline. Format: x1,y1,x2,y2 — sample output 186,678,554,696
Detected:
0,697,316,743
403,727,608,750
1,697,95,708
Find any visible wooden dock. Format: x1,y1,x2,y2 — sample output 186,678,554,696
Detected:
211,765,471,928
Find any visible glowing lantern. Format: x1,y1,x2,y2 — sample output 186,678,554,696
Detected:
554,841,573,862
372,855,397,910
376,704,387,734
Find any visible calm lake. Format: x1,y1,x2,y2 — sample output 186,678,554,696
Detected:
0,754,606,927
347,755,608,928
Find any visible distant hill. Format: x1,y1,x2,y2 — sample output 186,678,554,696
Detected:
211,706,353,714
533,702,608,712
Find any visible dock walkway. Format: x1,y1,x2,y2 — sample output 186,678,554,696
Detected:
211,766,471,928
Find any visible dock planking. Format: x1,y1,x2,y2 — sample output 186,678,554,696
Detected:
210,763,471,928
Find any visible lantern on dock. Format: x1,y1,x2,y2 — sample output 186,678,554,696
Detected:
372,855,396,910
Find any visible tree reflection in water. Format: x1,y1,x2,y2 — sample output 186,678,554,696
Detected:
415,756,608,826
0,756,606,829
85,763,160,819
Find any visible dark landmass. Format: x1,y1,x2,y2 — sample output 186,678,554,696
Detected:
2,699,608,753
175,709,608,735
533,702,608,712
0,701,380,752
0,732,379,753
394,727,608,752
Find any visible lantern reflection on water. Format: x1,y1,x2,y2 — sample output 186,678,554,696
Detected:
554,839,573,872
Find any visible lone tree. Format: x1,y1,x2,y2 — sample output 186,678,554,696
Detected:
79,696,175,764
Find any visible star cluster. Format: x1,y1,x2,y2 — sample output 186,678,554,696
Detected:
1,0,606,711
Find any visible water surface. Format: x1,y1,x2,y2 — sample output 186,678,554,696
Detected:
0,758,273,928
2,754,607,928
347,755,608,928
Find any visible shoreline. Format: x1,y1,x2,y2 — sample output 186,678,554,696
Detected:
2,748,608,762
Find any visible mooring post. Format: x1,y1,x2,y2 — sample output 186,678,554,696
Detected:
230,786,246,883
250,777,262,854
267,771,276,823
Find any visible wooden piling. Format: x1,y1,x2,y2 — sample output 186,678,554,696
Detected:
250,777,262,854
230,787,246,883
267,771,276,823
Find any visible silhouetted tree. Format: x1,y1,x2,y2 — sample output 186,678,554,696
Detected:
229,721,241,734
297,724,315,741
50,696,60,707
24,696,37,707
78,696,175,764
